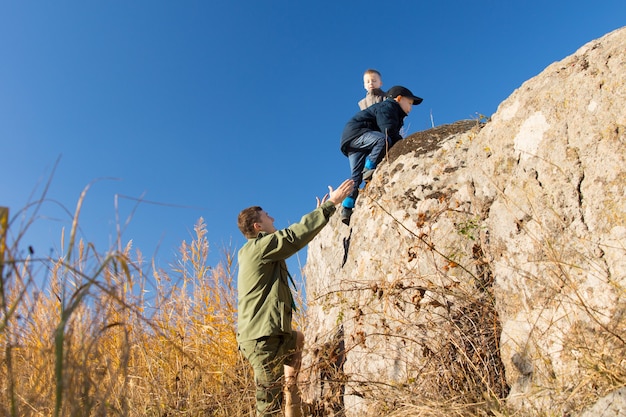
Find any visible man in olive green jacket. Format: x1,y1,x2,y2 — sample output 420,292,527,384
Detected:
237,179,353,417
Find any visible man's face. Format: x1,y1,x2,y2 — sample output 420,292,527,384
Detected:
363,73,382,92
396,96,413,114
255,210,276,234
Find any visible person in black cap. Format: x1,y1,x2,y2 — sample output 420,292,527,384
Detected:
339,85,423,225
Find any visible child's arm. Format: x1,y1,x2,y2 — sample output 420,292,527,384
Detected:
375,106,404,144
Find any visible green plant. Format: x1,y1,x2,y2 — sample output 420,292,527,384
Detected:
456,216,483,241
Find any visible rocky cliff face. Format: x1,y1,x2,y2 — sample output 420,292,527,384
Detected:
302,27,626,417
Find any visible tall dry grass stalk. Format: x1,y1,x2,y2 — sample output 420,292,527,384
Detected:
0,189,255,416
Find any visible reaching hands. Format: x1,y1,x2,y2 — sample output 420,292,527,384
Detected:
327,179,355,205
315,179,354,207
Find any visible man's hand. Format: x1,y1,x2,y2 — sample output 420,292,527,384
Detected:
315,193,329,207
327,179,355,205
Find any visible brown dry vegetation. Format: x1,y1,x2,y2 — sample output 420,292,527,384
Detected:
0,200,256,416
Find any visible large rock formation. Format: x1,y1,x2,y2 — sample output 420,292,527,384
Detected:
302,27,626,417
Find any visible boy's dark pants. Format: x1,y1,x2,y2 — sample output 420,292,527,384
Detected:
345,131,389,202
239,332,297,417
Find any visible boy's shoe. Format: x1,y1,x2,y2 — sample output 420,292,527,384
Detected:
362,168,375,182
340,207,353,226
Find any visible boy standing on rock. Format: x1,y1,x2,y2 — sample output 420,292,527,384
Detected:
358,68,386,110
340,85,423,225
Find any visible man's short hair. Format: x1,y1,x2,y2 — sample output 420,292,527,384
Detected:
238,206,263,239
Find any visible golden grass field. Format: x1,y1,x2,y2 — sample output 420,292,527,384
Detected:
1,200,258,416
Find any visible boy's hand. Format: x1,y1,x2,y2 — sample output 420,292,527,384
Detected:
327,179,355,205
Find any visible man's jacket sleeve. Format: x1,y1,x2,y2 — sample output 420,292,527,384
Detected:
258,201,336,262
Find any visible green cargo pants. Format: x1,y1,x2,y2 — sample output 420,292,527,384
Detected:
239,331,297,417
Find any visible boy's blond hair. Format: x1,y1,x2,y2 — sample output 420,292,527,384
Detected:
363,68,382,78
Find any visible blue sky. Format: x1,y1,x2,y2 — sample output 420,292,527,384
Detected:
1,1,624,278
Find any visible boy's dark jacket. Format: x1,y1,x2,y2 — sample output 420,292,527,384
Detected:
340,98,408,156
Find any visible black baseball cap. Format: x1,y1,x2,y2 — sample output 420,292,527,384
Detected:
386,86,423,105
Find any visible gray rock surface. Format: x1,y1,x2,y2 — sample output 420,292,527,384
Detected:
302,26,626,417
579,388,626,417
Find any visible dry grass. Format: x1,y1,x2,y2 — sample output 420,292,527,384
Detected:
0,191,255,417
